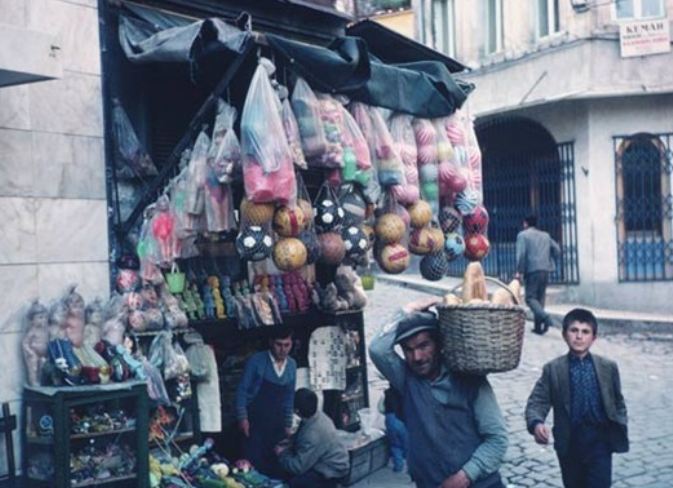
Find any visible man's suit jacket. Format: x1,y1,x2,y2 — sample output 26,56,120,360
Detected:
525,353,628,457
516,227,560,274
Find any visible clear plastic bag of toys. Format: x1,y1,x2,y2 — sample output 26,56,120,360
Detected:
137,208,163,284
282,98,308,169
309,93,345,169
340,105,372,186
291,77,328,160
185,130,211,216
241,59,297,205
369,107,405,188
389,114,420,206
349,102,381,204
208,99,240,185
112,99,158,179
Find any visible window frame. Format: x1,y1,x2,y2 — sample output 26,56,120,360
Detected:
484,0,504,55
431,0,456,57
612,0,666,21
536,0,561,39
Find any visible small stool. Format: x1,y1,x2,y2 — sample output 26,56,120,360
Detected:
0,402,16,482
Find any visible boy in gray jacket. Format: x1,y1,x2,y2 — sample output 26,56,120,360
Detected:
276,388,349,488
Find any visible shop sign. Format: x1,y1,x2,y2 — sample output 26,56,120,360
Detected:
619,18,671,58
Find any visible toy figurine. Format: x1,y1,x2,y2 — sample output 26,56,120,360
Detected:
63,286,86,347
22,300,50,386
202,282,216,319
151,195,177,265
190,283,205,320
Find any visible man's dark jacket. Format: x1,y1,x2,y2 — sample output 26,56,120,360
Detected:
525,353,628,457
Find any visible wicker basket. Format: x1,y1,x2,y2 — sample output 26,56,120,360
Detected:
436,277,525,375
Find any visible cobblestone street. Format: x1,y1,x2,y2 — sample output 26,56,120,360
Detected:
352,281,673,488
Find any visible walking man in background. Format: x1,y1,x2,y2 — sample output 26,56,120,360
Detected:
525,308,628,487
515,214,561,334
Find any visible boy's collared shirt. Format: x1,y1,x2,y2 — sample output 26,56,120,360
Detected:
568,352,607,426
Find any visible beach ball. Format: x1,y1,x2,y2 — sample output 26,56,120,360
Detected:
273,238,307,271
273,205,307,237
236,226,273,261
408,200,433,229
444,232,466,261
464,233,490,261
463,205,489,235
375,214,406,244
420,252,449,281
240,198,275,225
318,232,346,265
378,243,410,274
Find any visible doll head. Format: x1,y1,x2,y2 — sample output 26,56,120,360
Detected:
27,300,49,330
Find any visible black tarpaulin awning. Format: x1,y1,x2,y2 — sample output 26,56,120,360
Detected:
117,3,470,117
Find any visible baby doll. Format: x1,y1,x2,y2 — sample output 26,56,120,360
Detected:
22,300,50,386
83,298,104,347
63,286,86,347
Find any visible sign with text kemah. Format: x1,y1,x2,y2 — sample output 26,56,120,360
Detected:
619,18,671,58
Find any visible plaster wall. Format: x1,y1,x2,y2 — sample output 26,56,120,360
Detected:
0,0,108,474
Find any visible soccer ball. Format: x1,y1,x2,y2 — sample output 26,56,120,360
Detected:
444,232,466,261
342,226,369,257
273,238,308,272
463,205,489,235
315,198,345,232
235,226,273,261
318,232,346,265
464,233,490,261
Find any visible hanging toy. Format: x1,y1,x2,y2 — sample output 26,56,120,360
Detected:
315,198,345,232
463,205,490,235
375,213,406,245
409,227,441,256
377,243,410,274
455,189,482,216
273,238,308,272
439,206,463,233
408,200,433,229
240,197,275,226
235,226,274,261
297,198,314,222
342,226,369,258
273,205,307,238
150,195,177,265
464,233,490,261
318,232,346,265
444,232,466,261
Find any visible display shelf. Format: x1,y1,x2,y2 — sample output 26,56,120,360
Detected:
72,473,137,487
70,427,136,440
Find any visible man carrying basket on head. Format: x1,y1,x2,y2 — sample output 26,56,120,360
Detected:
369,297,508,488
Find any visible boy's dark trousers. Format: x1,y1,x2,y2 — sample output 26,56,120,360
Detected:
558,423,612,488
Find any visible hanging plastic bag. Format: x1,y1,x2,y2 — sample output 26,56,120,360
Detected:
291,77,328,159
208,100,240,184
434,117,467,199
150,194,179,266
241,59,297,205
137,206,163,283
389,114,420,206
370,107,404,188
350,102,380,204
112,99,158,179
185,130,211,216
340,105,372,187
308,94,345,169
282,98,308,169
413,118,440,214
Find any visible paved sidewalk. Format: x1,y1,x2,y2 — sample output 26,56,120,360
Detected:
351,280,673,488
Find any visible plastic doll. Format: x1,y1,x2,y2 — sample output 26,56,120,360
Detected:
22,300,50,386
83,299,104,348
151,195,177,266
63,286,86,347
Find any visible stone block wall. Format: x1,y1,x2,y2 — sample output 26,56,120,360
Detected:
0,0,109,474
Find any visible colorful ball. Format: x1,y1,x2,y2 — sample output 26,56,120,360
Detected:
391,184,420,206
463,205,489,234
444,232,466,261
315,198,345,231
438,162,468,194
375,213,406,244
273,238,307,271
421,182,439,201
378,243,410,274
342,226,369,257
436,141,455,163
455,189,481,216
409,227,440,255
420,252,449,281
419,163,438,183
297,199,314,222
464,233,490,261
318,232,346,265
273,205,307,237
439,206,463,233
298,229,321,264
408,200,433,229
427,227,445,252
240,198,275,225
236,226,273,261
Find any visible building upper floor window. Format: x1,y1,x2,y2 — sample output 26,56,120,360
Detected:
432,0,456,56
614,0,666,20
485,0,504,54
537,0,560,37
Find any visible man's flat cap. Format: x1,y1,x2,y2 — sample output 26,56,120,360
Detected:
394,311,439,344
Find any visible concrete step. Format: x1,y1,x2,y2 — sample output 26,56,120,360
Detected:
375,273,673,337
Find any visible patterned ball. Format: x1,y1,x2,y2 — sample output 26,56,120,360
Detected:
438,162,468,194
298,229,321,264
436,141,455,163
339,188,367,226
408,200,433,229
297,199,314,222
427,227,445,252
342,226,369,257
236,226,273,261
375,214,406,244
444,232,466,261
463,205,489,235
419,163,438,183
378,243,410,274
464,233,490,261
273,238,307,271
455,189,481,216
240,198,275,225
420,252,449,281
409,227,439,255
391,184,420,206
439,206,463,233
318,232,346,265
421,182,439,201
315,198,345,232
273,205,307,237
